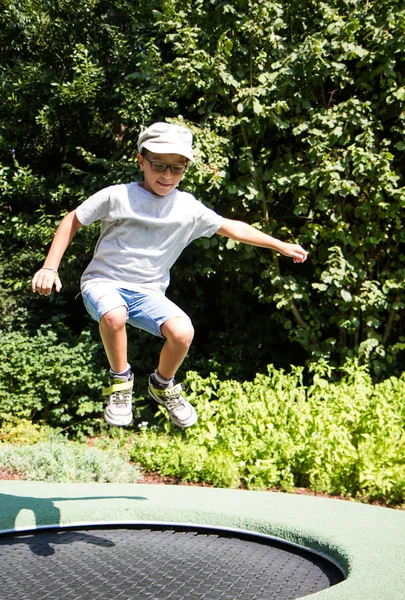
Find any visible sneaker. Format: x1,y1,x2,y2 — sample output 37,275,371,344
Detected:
102,374,134,426
148,377,197,428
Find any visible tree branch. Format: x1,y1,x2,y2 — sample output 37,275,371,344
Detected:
383,302,398,344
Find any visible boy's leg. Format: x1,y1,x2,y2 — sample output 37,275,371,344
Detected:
99,306,134,426
99,306,129,373
148,316,197,428
82,287,134,427
158,316,194,379
123,291,198,428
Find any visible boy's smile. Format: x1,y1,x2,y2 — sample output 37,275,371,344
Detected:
138,152,188,196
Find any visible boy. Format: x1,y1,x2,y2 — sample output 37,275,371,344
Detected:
32,122,307,428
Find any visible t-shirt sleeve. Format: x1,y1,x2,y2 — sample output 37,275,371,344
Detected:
188,198,224,243
75,187,112,226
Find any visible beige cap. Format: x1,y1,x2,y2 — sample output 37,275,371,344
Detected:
138,122,194,161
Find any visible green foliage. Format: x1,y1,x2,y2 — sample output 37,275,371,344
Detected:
1,0,405,377
0,439,140,483
143,0,405,374
0,419,59,444
131,364,405,505
0,325,106,436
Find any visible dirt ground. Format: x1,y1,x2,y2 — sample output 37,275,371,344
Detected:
0,466,25,480
0,465,401,509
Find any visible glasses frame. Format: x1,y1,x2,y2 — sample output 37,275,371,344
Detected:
143,155,188,174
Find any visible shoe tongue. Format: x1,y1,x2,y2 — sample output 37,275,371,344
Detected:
111,377,129,407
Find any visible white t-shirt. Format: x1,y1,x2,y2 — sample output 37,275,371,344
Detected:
76,182,224,295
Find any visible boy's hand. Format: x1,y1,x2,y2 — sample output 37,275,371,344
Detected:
280,242,308,263
32,268,62,296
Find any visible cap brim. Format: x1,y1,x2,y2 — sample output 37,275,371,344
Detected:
141,141,194,162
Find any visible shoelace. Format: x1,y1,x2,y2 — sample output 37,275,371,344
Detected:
165,395,185,411
110,389,132,408
158,384,186,411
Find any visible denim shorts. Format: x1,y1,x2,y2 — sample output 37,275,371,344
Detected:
82,285,190,338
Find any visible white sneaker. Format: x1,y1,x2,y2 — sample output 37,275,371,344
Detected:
102,374,134,426
148,377,197,428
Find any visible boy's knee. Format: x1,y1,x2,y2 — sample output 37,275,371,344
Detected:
162,317,194,348
100,305,127,331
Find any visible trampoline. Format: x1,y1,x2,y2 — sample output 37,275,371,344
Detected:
0,524,344,600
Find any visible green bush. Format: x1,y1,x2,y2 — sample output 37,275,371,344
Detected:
2,0,405,378
0,326,106,436
131,362,405,504
0,439,140,483
0,419,59,444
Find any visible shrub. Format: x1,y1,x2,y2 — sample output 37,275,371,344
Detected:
0,439,140,483
131,362,405,504
0,419,59,444
0,326,105,436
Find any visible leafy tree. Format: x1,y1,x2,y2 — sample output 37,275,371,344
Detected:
133,0,405,375
1,0,405,381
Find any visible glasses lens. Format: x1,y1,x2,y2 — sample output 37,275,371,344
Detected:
171,165,186,174
147,157,187,174
151,162,167,172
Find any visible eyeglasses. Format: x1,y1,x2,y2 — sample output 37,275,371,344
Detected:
143,155,187,174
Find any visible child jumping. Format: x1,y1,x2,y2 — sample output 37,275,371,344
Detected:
32,122,307,429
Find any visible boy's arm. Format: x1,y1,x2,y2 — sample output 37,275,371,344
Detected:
217,218,308,263
32,209,83,296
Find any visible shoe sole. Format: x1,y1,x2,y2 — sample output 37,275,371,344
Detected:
148,387,197,428
104,410,133,427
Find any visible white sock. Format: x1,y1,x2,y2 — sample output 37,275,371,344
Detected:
110,364,131,380
152,369,174,388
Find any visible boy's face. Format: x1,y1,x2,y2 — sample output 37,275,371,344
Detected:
137,151,188,196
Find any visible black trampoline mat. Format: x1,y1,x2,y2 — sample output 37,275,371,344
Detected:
0,526,344,600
